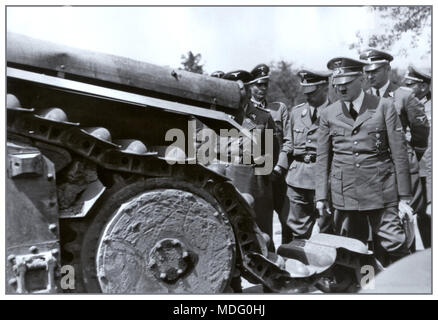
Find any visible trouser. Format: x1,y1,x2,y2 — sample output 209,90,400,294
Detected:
417,177,431,248
283,185,333,241
409,151,429,249
224,163,275,251
271,171,293,244
334,206,410,267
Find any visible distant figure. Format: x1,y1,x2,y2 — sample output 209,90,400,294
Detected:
220,69,278,251
403,66,432,248
360,49,430,251
248,63,293,244
282,69,333,241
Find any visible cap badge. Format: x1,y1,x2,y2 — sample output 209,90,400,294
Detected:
334,60,343,68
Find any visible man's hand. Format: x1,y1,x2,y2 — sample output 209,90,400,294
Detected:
273,165,287,176
426,203,431,217
316,200,332,217
398,199,414,222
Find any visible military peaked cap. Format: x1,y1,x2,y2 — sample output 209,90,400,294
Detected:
223,70,252,83
210,70,225,78
327,57,367,85
404,66,431,85
248,63,270,84
298,69,332,93
360,48,394,72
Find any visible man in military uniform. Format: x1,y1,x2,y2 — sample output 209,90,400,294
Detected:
219,70,278,251
282,70,332,241
404,66,431,120
316,57,413,267
359,49,429,159
247,63,293,244
403,66,432,248
359,49,430,250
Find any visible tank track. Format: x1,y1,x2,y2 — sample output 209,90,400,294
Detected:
7,106,306,293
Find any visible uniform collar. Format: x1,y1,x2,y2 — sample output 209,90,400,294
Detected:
309,100,329,117
420,96,430,105
250,97,267,108
347,90,365,112
373,80,390,96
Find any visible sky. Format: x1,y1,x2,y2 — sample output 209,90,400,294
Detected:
6,6,431,73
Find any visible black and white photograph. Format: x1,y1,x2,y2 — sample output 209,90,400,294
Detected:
3,3,433,299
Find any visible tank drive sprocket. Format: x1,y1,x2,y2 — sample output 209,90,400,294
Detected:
74,177,236,293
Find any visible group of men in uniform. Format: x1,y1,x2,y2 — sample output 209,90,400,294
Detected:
209,48,431,268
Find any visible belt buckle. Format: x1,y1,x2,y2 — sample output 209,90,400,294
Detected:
304,154,311,163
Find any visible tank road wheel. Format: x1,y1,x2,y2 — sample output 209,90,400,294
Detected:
79,177,236,293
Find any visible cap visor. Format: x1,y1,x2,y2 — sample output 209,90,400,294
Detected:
302,85,318,94
363,63,386,72
255,78,269,84
332,75,358,85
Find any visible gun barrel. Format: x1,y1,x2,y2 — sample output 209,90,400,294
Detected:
7,32,245,113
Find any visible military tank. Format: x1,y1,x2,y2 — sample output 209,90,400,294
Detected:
6,32,305,294
6,33,379,294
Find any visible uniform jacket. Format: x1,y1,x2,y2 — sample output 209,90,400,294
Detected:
286,101,329,190
212,102,278,166
369,83,430,154
218,103,276,238
315,92,411,211
419,98,432,202
249,100,292,170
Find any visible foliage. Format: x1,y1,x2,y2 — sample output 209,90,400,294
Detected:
350,6,431,56
180,51,204,74
266,61,305,110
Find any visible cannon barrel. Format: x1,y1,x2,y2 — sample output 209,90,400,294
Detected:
7,32,245,113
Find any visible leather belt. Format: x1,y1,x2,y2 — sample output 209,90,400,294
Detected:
294,154,316,163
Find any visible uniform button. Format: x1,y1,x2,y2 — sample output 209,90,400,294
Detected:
308,139,312,143
356,163,360,167
353,141,358,145
353,130,357,135
355,152,359,156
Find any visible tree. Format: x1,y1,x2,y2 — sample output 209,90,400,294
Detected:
350,6,431,56
267,61,305,110
180,51,204,74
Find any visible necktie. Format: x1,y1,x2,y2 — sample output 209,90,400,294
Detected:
311,108,318,123
349,102,358,120
376,88,380,97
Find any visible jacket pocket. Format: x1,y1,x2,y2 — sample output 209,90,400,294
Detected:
330,128,345,144
330,166,344,207
330,128,345,136
293,128,305,138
